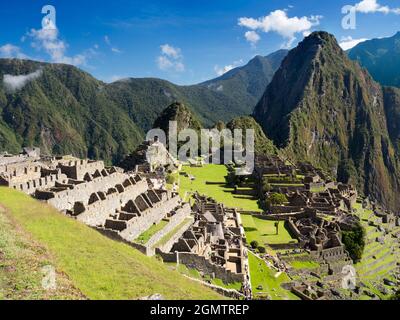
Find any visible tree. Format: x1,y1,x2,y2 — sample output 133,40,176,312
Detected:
250,241,259,249
265,193,288,210
274,221,280,235
342,221,366,263
269,193,288,205
262,181,272,193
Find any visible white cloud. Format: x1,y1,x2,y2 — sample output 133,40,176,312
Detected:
353,0,400,14
245,31,261,45
3,69,43,92
339,36,369,50
104,35,122,53
0,44,28,59
238,9,322,48
111,47,122,53
214,59,243,76
157,44,185,72
27,22,89,66
160,44,182,59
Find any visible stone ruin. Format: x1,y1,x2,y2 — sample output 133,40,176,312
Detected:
252,154,360,274
159,194,249,285
286,210,355,274
120,138,178,173
266,183,357,216
0,148,190,251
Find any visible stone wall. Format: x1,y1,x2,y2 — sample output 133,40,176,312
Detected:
94,227,153,255
154,217,194,255
120,194,182,241
76,180,149,226
43,172,137,211
59,159,105,180
177,252,245,284
145,204,192,250
11,172,67,195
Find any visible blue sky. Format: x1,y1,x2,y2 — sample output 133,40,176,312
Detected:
1,0,400,84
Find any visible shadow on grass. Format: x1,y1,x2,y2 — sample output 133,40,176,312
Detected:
244,227,258,232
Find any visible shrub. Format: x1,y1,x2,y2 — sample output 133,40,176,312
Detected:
166,174,177,185
250,240,259,249
257,246,266,254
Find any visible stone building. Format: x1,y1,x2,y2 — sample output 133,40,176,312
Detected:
163,194,248,284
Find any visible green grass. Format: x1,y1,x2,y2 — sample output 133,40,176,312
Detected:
0,205,83,300
135,220,169,244
0,188,223,300
240,214,296,245
248,252,298,300
210,278,242,291
310,186,327,193
289,260,320,270
178,165,262,212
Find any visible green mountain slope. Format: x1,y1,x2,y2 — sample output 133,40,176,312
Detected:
226,116,276,155
0,50,285,162
0,59,143,164
348,32,400,87
105,78,242,130
200,50,288,114
106,50,286,131
0,187,223,300
254,31,400,211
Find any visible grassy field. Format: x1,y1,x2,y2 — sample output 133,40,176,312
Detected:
289,260,320,270
178,165,262,212
0,188,223,300
240,214,296,245
248,253,299,300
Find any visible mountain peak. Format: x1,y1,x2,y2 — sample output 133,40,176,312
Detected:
153,101,202,134
254,32,400,211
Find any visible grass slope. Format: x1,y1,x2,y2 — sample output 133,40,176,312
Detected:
0,188,222,300
0,205,83,300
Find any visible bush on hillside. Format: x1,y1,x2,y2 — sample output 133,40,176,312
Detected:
250,241,259,249
342,221,366,263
